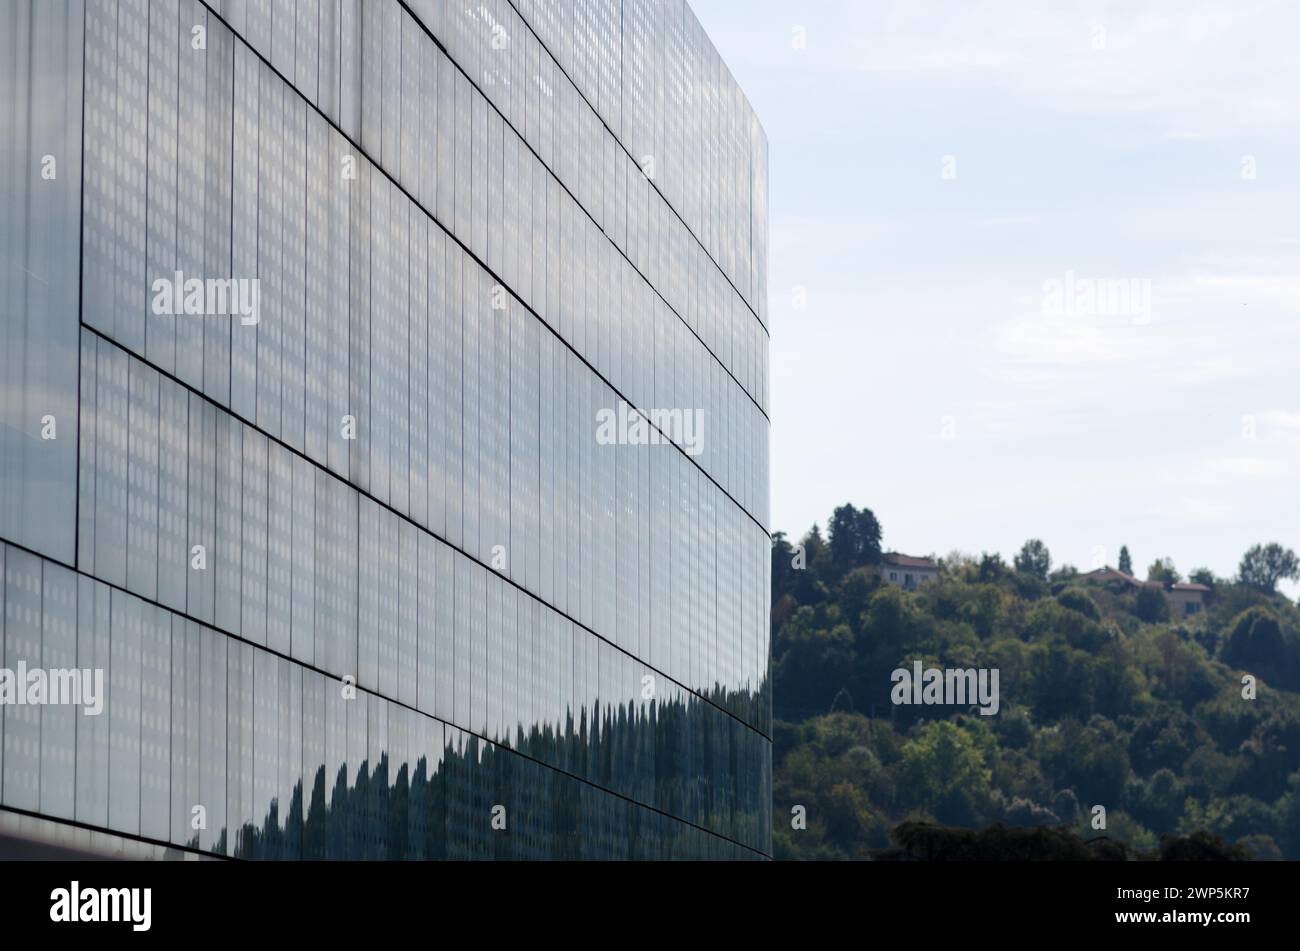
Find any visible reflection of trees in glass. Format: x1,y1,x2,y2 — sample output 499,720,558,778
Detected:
222,682,769,860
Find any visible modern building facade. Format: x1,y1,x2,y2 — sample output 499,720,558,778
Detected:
0,0,770,858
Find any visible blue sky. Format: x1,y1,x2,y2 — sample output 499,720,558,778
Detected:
694,0,1300,594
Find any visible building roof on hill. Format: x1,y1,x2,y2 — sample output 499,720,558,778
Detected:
1079,567,1141,585
882,552,938,569
1079,568,1211,594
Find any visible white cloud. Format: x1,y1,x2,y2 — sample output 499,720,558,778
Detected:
1191,273,1300,309
1201,456,1289,481
1262,409,1300,429
994,312,1156,366
1166,496,1236,522
833,0,1300,133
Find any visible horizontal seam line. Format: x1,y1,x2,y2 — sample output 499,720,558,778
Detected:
78,323,773,746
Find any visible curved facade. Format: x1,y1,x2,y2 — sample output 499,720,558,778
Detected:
0,0,769,859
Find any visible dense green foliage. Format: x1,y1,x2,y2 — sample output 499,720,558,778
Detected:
873,821,1248,861
771,505,1300,861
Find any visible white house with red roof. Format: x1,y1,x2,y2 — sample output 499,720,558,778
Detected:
881,552,940,591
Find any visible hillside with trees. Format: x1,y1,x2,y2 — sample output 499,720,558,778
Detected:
771,504,1300,860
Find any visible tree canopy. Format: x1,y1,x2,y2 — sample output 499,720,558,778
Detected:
771,506,1300,861
1239,543,1300,594
1014,539,1052,581
828,503,884,580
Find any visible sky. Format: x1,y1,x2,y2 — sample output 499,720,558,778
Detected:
692,0,1300,596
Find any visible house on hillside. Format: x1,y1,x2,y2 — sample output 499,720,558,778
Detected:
1076,567,1209,617
1166,582,1211,617
881,553,940,591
